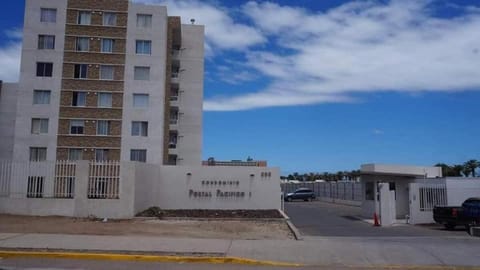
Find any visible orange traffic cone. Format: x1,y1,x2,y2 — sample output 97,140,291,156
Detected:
373,212,380,227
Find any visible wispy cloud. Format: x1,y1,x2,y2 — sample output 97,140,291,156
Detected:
373,129,385,135
0,28,22,82
206,0,480,110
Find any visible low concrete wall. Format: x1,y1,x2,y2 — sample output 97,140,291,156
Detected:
134,164,281,213
318,197,362,207
0,161,281,218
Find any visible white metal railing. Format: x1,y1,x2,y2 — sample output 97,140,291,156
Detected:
27,176,44,198
54,161,76,198
0,160,12,197
419,184,447,211
88,161,120,199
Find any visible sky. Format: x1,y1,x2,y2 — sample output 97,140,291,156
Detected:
1,0,479,174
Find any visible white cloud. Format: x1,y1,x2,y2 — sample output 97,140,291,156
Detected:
373,129,385,135
0,28,22,82
205,0,480,111
133,0,265,51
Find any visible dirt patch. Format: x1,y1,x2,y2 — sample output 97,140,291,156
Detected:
136,207,283,219
0,214,293,240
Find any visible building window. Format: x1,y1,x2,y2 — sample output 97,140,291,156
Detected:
40,8,56,23
133,94,149,108
38,35,55,50
70,120,85,135
103,12,117,26
100,65,114,80
72,91,87,107
101,39,114,53
31,118,49,134
36,62,53,77
169,132,177,149
76,37,89,52
77,11,91,25
131,121,148,137
136,40,152,55
130,149,147,162
136,14,152,28
134,66,150,80
98,92,112,107
68,149,83,160
74,64,88,79
30,147,47,161
96,120,110,135
33,90,51,104
95,149,109,161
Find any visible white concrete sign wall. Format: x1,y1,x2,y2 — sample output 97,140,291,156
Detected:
134,164,281,213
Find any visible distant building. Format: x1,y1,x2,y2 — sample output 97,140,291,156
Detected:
203,157,267,167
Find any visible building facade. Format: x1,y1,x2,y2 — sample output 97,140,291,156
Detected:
10,0,203,166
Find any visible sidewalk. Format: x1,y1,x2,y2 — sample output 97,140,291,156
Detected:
1,233,480,268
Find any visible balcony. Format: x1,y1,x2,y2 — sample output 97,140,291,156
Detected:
171,72,179,84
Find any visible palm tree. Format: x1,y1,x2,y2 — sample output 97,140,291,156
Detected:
464,160,479,177
451,165,464,177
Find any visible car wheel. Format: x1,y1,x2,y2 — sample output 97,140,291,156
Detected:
444,223,456,230
287,197,292,202
307,197,312,202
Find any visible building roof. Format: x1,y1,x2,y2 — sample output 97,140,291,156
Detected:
360,164,442,178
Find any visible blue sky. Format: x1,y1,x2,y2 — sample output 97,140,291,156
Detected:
1,0,479,174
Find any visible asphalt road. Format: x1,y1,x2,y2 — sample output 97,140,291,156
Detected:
284,200,469,237
0,257,456,270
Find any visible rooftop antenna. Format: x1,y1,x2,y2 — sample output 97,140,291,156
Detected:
190,18,195,25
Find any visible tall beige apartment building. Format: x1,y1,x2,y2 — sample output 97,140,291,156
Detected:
4,0,204,165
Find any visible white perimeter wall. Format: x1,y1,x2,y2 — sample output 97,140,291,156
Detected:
446,178,480,205
134,164,281,213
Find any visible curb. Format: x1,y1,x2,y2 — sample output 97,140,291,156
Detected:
0,250,303,267
278,210,303,241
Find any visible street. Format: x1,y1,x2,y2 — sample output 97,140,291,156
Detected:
284,200,468,237
0,257,468,270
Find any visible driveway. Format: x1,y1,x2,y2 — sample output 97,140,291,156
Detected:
284,200,469,237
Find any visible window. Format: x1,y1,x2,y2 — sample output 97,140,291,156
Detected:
72,92,87,107
74,64,88,79
68,149,83,160
30,147,47,161
33,90,51,104
137,14,152,28
31,118,49,134
76,37,89,52
96,120,110,135
134,66,150,80
70,120,84,135
136,40,152,55
98,93,112,107
365,182,375,201
101,39,114,53
133,94,149,108
38,35,55,50
130,149,147,162
103,12,117,26
27,176,44,198
100,65,114,80
36,62,53,77
95,149,109,161
77,11,91,25
131,121,148,136
40,8,56,23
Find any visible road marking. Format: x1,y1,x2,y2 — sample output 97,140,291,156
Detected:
0,251,303,267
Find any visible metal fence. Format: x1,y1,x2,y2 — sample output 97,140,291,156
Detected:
54,161,76,198
419,183,448,212
0,160,121,200
87,161,120,199
281,181,363,202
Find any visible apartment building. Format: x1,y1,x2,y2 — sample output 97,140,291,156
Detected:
10,0,204,165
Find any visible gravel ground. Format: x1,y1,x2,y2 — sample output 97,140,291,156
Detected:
0,215,293,240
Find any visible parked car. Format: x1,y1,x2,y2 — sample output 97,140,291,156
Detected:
284,188,316,202
433,197,480,231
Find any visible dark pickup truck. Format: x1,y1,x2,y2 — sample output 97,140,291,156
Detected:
433,198,480,230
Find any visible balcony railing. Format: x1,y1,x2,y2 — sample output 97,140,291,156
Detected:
169,119,178,125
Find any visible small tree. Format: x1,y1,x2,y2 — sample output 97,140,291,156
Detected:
464,160,479,177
